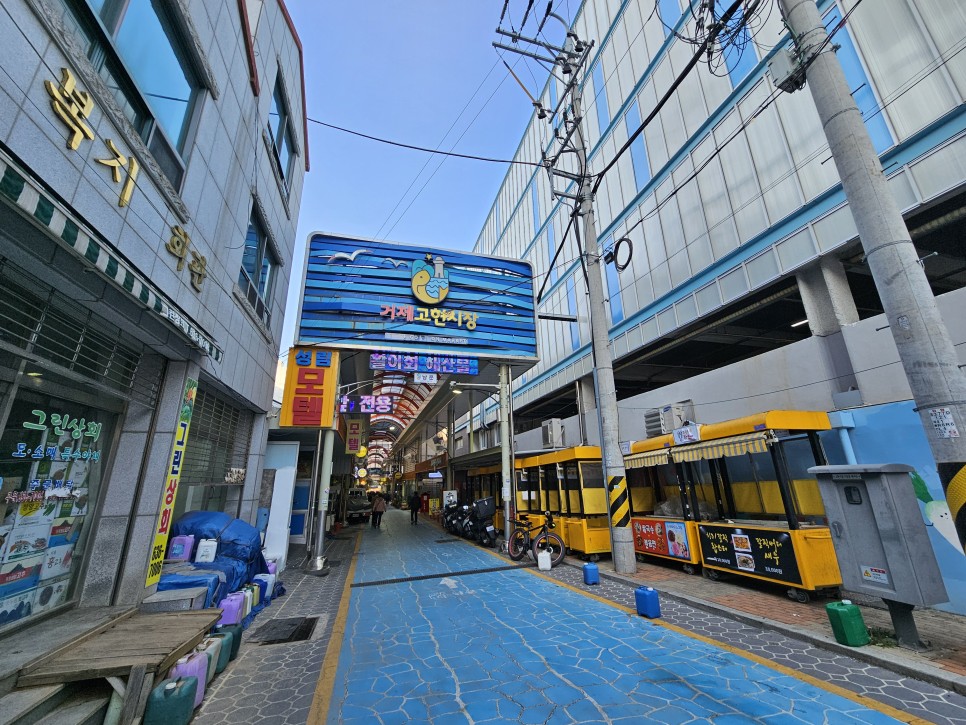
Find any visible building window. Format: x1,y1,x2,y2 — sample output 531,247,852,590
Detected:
658,0,681,36
592,62,610,138
603,237,624,324
267,75,297,191
238,210,278,327
625,102,651,192
57,0,202,189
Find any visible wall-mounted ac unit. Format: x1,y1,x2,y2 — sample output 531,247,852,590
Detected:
644,400,695,438
541,418,565,448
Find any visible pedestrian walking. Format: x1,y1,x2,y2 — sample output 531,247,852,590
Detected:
409,490,422,525
371,494,387,528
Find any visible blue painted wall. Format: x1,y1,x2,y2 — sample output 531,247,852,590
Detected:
844,401,966,615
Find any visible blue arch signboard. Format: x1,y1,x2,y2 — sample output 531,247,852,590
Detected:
298,233,537,361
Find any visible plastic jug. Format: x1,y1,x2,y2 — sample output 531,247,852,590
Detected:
216,592,245,626
582,562,600,585
168,652,207,707
246,583,259,608
209,631,233,673
267,561,277,575
635,586,661,618
194,538,217,563
537,549,552,571
251,578,268,605
240,588,253,616
196,637,221,683
826,600,870,647
216,623,243,660
167,535,194,562
143,678,198,725
254,573,275,603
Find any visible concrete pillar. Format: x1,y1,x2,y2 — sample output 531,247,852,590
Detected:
575,376,599,446
796,257,862,406
238,413,270,524
82,358,200,607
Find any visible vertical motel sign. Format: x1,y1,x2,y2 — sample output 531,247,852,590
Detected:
146,377,198,586
280,348,341,428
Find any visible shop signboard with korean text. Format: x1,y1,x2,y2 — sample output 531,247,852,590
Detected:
279,348,341,428
145,378,197,587
631,518,692,560
298,234,537,360
345,417,366,455
369,352,479,376
698,524,802,585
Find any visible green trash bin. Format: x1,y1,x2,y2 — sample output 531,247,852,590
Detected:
826,600,870,646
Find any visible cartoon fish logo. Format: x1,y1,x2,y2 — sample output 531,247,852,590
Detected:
411,253,449,305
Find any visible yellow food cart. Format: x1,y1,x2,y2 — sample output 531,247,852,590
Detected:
627,411,843,602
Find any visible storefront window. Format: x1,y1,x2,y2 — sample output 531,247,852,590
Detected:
724,451,784,522
541,464,560,514
579,462,607,516
781,436,826,523
562,463,580,516
0,370,116,632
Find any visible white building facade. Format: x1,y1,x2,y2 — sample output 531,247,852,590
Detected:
468,0,966,610
0,0,306,632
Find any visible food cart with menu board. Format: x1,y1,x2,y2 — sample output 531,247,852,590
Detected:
626,411,843,601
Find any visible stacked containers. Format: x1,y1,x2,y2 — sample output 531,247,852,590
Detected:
167,535,195,562
216,592,245,626
254,573,276,603
168,652,208,707
196,637,221,683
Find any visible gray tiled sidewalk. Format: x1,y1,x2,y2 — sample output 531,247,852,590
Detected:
192,531,359,725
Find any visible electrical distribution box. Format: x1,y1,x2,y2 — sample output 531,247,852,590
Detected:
810,463,948,606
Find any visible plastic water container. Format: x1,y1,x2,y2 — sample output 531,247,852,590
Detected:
167,535,194,562
194,538,217,563
216,623,243,660
240,588,253,617
251,578,268,605
196,637,221,683
216,592,245,626
537,549,552,571
143,678,197,725
635,586,661,618
208,632,233,674
254,573,276,603
583,562,600,585
266,561,277,575
826,600,870,647
246,583,259,608
168,652,207,707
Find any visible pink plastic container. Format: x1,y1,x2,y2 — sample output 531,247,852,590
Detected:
216,592,245,625
266,561,277,575
167,535,194,562
168,651,207,707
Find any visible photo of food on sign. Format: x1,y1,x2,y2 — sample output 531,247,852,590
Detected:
731,534,752,552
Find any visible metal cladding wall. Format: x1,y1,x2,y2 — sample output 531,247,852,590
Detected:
299,233,537,360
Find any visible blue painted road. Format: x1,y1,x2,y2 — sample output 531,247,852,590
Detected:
323,509,902,724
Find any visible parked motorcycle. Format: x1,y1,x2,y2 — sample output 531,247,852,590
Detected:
441,501,461,534
465,496,497,547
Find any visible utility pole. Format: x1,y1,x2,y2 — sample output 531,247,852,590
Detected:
779,0,966,551
494,13,635,574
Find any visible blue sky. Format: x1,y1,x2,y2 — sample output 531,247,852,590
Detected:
281,1,578,349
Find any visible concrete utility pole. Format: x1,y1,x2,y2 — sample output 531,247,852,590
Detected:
499,364,513,539
780,0,966,550
494,15,635,574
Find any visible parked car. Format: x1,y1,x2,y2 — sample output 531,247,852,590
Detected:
346,487,372,524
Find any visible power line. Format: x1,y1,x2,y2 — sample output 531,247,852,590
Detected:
306,117,540,167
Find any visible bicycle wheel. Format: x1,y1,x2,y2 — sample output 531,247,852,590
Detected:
532,532,566,567
507,529,528,561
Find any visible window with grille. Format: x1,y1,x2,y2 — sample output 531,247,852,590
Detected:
180,387,253,488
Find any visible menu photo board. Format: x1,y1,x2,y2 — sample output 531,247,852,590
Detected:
698,524,802,585
631,518,693,561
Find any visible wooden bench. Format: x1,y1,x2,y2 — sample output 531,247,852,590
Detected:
17,608,221,723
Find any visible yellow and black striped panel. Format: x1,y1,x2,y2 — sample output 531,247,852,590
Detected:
940,462,966,552
608,475,630,528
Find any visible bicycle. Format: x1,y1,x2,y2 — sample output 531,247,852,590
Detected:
506,511,566,567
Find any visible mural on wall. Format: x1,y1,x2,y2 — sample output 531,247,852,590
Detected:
846,401,966,615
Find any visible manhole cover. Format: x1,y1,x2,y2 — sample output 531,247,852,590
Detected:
250,617,318,645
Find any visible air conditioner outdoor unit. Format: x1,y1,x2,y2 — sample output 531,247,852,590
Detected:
644,401,695,438
541,418,565,448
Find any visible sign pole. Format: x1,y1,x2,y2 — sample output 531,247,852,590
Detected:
306,427,334,576
500,364,513,541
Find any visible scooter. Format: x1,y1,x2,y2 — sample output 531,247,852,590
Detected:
466,496,498,547
441,502,461,534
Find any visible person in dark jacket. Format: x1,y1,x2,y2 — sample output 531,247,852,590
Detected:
408,491,422,525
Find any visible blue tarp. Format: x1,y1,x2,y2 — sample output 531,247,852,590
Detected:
157,570,224,608
171,512,267,593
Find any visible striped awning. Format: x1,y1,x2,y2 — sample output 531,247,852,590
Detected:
671,431,774,463
625,449,671,469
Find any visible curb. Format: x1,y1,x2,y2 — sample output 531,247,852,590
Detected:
572,561,966,698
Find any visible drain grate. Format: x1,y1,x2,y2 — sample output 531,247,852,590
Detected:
249,616,318,645
352,564,528,588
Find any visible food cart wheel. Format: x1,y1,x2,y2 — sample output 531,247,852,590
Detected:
589,554,600,563
787,588,810,603
636,554,645,563
703,568,723,581
682,563,697,575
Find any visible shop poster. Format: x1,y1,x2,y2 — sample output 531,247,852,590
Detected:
631,518,692,560
145,378,197,587
698,524,803,585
